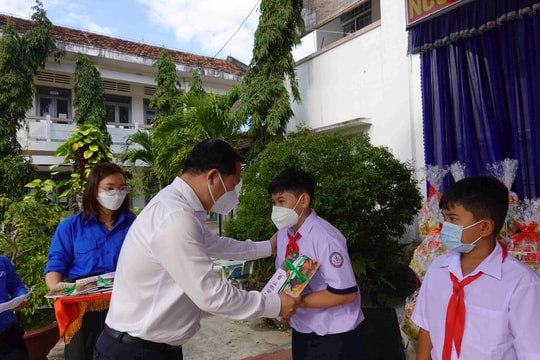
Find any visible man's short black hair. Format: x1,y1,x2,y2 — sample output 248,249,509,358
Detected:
439,175,509,236
268,167,316,203
182,138,243,177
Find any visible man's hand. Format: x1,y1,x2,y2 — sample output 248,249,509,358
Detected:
270,232,278,254
277,292,300,319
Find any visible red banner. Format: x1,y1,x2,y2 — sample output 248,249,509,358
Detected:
406,0,468,27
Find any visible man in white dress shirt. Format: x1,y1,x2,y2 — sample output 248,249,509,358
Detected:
94,138,298,359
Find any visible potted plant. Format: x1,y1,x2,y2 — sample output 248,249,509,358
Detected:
0,182,66,359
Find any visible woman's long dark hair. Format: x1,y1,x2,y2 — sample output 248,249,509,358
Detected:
82,162,131,222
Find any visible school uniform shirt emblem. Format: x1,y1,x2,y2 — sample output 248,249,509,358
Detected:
329,252,343,268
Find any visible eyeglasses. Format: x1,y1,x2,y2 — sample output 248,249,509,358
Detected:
99,185,130,196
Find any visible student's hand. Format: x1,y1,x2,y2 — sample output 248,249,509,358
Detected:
270,232,278,254
277,292,300,319
12,298,28,312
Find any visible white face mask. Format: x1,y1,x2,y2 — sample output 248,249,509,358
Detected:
208,173,239,215
97,190,127,211
271,196,303,230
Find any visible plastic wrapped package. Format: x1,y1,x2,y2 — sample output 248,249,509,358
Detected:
400,290,420,340
409,232,449,282
449,161,466,182
509,198,540,273
418,165,448,236
486,158,520,243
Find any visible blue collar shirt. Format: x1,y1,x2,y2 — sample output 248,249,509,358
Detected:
45,211,136,280
0,256,27,331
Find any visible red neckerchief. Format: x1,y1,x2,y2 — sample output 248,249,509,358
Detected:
442,241,507,359
285,231,301,258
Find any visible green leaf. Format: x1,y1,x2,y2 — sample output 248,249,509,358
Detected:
24,179,42,188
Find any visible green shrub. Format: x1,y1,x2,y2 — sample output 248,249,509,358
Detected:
224,129,422,302
0,195,65,330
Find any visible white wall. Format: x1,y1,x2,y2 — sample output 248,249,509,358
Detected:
290,0,424,180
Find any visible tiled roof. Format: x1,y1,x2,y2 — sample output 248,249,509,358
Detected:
0,13,246,76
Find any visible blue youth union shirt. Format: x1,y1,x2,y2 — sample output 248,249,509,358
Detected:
45,211,136,280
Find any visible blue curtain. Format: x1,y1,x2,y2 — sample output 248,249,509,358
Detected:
410,1,540,198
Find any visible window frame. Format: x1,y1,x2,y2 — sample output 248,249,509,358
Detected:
104,95,132,124
36,86,72,119
341,1,372,35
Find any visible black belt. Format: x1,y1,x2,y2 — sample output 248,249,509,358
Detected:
104,325,182,352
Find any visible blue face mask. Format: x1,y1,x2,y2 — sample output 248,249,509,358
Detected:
440,220,484,253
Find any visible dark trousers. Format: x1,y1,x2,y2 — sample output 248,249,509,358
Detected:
0,322,28,360
93,329,183,360
292,323,363,360
65,309,107,360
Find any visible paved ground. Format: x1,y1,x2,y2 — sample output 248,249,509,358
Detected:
47,302,416,359
47,314,292,360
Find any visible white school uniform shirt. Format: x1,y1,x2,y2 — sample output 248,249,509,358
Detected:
106,177,281,346
275,210,364,335
412,241,540,360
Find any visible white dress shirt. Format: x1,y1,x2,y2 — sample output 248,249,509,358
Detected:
412,241,540,359
106,177,281,346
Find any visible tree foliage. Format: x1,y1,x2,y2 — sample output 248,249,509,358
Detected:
120,130,160,197
0,193,65,330
73,53,108,137
149,50,182,121
224,129,422,299
152,71,240,183
237,0,305,160
0,0,60,200
120,50,183,196
122,66,243,193
0,155,37,203
52,124,112,211
151,73,243,183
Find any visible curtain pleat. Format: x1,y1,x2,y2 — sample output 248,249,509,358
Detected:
419,6,540,198
408,0,540,54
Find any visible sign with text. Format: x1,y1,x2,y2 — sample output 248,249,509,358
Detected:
406,0,469,27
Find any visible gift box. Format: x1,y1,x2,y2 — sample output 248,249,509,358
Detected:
509,220,540,273
262,253,320,296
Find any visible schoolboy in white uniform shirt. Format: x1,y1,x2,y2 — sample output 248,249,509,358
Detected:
94,138,298,359
412,176,540,360
268,167,364,360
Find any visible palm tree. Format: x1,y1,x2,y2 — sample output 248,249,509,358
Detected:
152,78,243,184
121,70,244,195
119,130,161,197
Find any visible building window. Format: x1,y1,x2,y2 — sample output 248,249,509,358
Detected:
104,95,131,124
36,87,71,119
143,99,155,125
341,1,371,35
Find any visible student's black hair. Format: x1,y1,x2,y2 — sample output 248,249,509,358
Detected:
181,138,244,177
439,175,509,236
268,167,316,204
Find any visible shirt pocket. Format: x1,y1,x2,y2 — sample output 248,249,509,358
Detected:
463,304,513,358
72,237,99,276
